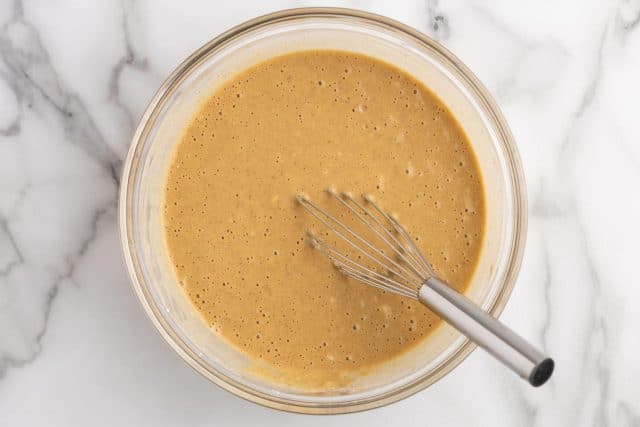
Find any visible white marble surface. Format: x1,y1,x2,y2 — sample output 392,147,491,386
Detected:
1,0,639,425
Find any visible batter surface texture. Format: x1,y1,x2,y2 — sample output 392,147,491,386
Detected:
163,50,485,388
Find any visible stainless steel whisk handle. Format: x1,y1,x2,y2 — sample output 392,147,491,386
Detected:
419,277,554,387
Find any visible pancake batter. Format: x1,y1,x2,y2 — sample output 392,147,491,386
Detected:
163,50,485,389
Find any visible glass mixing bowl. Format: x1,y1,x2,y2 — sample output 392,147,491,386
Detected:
119,8,527,414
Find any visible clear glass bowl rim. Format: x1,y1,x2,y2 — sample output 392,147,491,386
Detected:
119,7,528,414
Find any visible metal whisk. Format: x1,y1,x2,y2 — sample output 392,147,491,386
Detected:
297,190,554,387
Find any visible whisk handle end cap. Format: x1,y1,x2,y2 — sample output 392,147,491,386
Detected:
529,357,554,387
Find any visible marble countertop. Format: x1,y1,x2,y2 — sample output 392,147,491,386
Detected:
1,1,639,425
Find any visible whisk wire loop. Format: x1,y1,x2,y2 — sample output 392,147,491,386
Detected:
337,192,432,279
363,194,435,277
307,232,417,298
296,194,421,286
